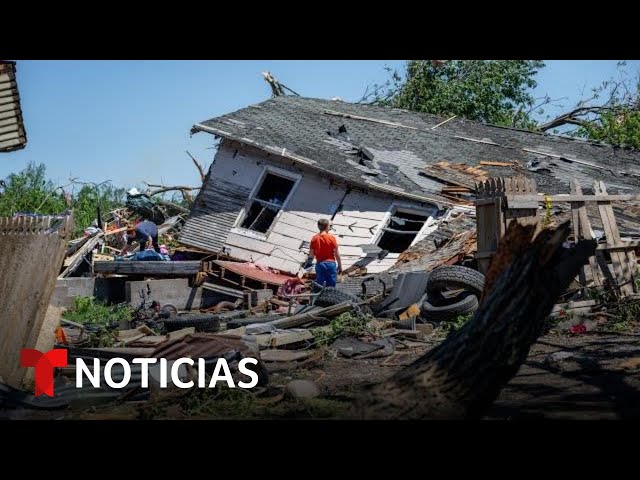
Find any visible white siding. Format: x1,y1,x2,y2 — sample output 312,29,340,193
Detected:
183,139,437,275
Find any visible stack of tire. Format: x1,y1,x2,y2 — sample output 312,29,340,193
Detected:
422,266,485,322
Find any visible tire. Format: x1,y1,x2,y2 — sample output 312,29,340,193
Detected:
421,293,479,322
163,314,221,333
426,266,485,298
314,287,359,308
159,304,178,318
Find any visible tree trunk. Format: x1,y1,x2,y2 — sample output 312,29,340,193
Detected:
353,222,596,420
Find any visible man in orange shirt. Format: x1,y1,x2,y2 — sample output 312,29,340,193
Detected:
303,218,343,287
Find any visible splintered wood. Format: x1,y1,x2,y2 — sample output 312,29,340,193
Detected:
474,177,539,273
474,174,638,297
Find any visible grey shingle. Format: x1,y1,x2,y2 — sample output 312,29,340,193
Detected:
193,96,640,197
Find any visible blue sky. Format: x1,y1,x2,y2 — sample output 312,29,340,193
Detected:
3,60,638,191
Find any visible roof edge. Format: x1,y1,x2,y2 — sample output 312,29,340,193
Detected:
191,122,456,208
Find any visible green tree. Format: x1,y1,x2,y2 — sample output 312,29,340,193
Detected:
0,162,127,236
370,60,640,149
0,162,67,216
575,109,640,149
71,183,127,232
369,60,545,129
538,62,640,148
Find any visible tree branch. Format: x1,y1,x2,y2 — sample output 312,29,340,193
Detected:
145,184,201,196
186,150,206,182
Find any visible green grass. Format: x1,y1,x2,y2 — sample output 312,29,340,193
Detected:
180,387,257,419
62,296,133,325
434,313,473,337
608,298,640,332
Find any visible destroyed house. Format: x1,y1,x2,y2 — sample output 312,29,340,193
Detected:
180,96,640,275
0,61,27,153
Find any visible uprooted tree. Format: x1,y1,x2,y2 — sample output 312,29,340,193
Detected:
365,60,640,149
353,222,596,420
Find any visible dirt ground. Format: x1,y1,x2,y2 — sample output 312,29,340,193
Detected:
279,328,640,420
5,327,640,420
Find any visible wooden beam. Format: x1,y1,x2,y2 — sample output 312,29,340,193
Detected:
570,180,603,288
59,232,104,278
597,242,640,251
93,260,202,275
268,301,353,329
201,282,245,299
479,161,516,167
595,181,636,296
507,194,640,203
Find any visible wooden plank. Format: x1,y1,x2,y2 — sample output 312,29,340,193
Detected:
571,181,603,288
166,327,196,341
268,301,353,329
260,349,312,362
202,282,245,298
59,232,104,278
597,242,640,251
595,181,636,296
0,215,74,389
479,161,516,167
506,194,640,203
475,199,500,273
254,330,313,349
570,192,587,289
93,261,202,275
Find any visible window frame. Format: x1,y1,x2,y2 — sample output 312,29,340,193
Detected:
231,166,302,240
371,202,437,257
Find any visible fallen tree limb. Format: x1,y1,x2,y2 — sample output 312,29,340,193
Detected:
186,150,206,182
156,199,189,214
146,184,201,196
354,222,595,420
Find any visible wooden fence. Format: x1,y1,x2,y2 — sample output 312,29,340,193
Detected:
0,215,74,388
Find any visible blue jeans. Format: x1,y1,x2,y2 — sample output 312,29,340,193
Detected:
315,261,338,287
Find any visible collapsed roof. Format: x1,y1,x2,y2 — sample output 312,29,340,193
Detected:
0,61,27,153
192,96,640,206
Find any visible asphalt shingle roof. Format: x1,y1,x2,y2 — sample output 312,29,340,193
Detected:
193,96,640,200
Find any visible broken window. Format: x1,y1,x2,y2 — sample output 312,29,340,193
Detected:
376,210,430,253
240,173,296,233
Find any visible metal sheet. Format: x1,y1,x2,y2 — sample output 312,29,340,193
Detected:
214,260,293,285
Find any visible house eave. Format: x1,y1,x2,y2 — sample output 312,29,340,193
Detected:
191,122,454,209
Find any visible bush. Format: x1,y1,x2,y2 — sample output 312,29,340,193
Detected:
62,296,133,325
